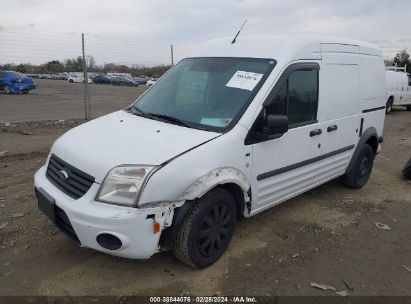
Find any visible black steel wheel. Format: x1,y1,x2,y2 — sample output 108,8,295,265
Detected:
173,187,237,269
197,202,231,257
343,144,374,189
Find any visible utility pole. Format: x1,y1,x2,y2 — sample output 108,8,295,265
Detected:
171,44,174,66
82,33,90,120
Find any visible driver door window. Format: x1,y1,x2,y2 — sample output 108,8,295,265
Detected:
266,68,319,126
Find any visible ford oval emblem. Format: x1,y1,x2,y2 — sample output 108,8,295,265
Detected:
58,170,69,180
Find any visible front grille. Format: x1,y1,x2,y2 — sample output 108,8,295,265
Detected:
55,205,80,244
46,154,95,199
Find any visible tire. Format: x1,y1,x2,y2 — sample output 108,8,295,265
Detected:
343,144,375,189
385,98,393,114
69,79,74,83
403,158,411,180
3,85,11,94
173,188,237,269
406,105,411,111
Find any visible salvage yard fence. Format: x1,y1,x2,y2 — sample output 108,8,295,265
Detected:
0,29,194,121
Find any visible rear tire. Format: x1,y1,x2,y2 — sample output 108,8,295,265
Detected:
173,188,237,269
343,144,374,189
386,98,393,114
406,105,411,111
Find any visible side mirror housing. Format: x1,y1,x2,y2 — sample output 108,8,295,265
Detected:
263,114,289,137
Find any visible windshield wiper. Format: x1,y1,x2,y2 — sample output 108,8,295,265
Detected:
127,106,154,119
148,113,190,128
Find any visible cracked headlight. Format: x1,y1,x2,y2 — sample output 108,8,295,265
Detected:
97,165,156,206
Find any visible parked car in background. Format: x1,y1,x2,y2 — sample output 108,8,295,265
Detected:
147,78,158,86
133,77,147,85
68,74,92,83
92,74,115,85
0,71,36,94
385,67,411,114
112,77,139,87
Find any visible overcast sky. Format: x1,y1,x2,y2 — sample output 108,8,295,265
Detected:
1,0,410,66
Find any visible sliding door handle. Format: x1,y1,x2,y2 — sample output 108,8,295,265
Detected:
309,129,322,137
327,125,338,132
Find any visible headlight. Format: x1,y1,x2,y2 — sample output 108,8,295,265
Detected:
97,165,156,206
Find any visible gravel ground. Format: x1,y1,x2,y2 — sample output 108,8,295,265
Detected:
0,88,410,297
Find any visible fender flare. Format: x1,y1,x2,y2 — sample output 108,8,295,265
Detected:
159,167,251,249
175,167,250,202
345,127,378,174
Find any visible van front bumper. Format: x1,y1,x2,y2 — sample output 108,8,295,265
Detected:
34,165,169,259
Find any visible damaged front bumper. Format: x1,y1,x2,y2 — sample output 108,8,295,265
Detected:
34,165,172,259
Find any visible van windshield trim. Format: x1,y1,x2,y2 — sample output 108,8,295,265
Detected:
132,57,277,133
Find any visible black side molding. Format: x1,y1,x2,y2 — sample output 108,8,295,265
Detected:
362,106,385,113
257,145,355,181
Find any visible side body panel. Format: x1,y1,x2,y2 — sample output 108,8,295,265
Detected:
315,52,360,183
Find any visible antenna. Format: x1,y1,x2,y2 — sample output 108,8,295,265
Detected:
231,19,247,44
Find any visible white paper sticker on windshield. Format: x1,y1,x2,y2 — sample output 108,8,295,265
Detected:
200,118,232,127
226,71,263,91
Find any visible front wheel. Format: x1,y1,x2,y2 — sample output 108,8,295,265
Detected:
173,188,237,269
343,144,374,189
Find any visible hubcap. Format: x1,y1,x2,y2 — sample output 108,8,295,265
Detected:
359,155,369,178
198,203,231,257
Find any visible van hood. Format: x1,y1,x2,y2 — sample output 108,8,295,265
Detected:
50,110,220,183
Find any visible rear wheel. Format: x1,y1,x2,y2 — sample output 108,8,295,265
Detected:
385,98,393,114
343,144,374,189
173,188,236,269
406,105,411,111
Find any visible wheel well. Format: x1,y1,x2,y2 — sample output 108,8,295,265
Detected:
219,183,246,220
365,136,378,155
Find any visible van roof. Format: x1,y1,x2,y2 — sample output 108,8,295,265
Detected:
189,35,382,61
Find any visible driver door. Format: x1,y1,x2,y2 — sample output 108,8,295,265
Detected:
248,62,323,214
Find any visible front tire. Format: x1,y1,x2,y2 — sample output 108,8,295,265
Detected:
173,188,237,269
386,98,393,114
343,144,374,189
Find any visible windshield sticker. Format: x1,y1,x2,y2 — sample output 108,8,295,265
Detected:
200,118,232,127
226,70,264,91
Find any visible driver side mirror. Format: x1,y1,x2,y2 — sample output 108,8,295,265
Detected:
262,114,289,138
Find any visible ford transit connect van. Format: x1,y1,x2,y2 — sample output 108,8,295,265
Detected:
34,35,386,268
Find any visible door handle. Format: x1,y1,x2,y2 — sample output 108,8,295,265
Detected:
327,125,338,132
309,128,322,137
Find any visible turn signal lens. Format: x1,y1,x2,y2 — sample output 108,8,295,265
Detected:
153,221,160,234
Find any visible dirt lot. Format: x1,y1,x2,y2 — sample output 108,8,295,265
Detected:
0,106,411,297
0,79,147,122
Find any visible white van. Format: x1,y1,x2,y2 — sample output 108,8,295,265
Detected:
385,69,411,114
34,35,386,268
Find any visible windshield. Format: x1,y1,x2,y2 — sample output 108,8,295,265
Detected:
133,57,276,132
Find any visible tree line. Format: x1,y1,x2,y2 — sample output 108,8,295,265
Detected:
0,55,171,77
384,49,411,73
